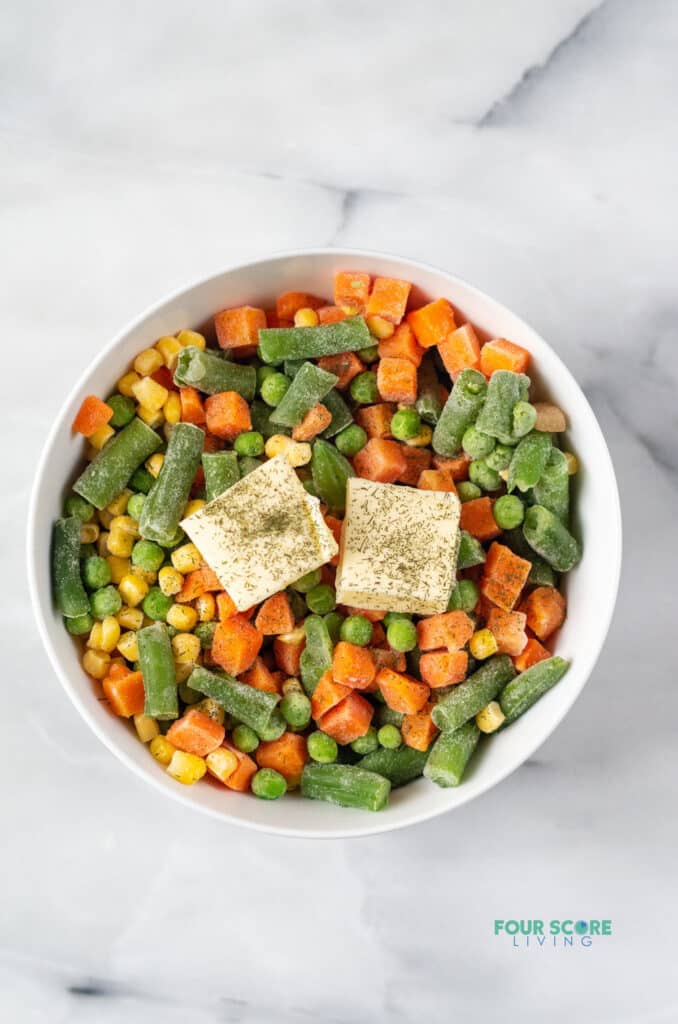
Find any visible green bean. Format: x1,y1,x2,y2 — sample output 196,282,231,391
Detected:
507,431,552,493
300,763,391,811
202,451,240,503
432,369,487,457
249,400,291,439
238,456,262,477
310,438,354,513
258,316,370,365
73,418,162,509
299,615,334,696
174,346,256,401
532,447,570,523
415,353,444,426
358,745,429,787
431,655,515,732
319,389,353,438
283,358,306,379
137,622,178,720
52,517,90,618
139,423,203,546
523,505,581,571
424,722,480,787
475,370,530,446
500,656,570,724
256,710,287,741
187,665,280,737
457,530,486,569
270,362,338,428
528,560,557,587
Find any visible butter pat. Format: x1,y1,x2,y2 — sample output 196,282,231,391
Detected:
335,478,460,615
181,456,338,610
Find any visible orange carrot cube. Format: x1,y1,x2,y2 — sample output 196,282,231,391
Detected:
255,592,295,635
241,656,281,694
102,670,145,717
438,323,481,379
353,437,407,483
377,357,418,404
355,403,395,438
460,496,502,541
479,338,530,377
334,271,371,311
377,323,425,367
319,691,374,744
417,611,474,652
513,636,550,672
211,615,263,675
480,543,532,612
407,298,456,349
214,306,267,350
487,607,528,656
276,292,325,320
179,386,206,426
417,469,457,493
398,446,432,486
273,632,306,676
292,403,332,442
256,733,309,787
72,396,113,437
332,641,377,691
376,668,430,714
311,670,351,722
221,741,258,791
419,650,468,688
523,586,566,640
215,590,238,621
401,703,439,751
167,709,225,757
317,351,365,389
366,277,412,324
433,453,472,480
317,305,348,325
205,391,252,441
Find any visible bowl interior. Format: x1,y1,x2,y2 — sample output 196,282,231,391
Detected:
28,250,621,838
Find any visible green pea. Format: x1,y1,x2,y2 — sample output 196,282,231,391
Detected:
358,344,379,363
280,691,312,729
132,539,165,572
447,579,479,613
257,364,277,391
234,431,265,457
260,372,290,407
340,614,373,647
291,568,322,594
335,424,368,457
462,426,496,459
141,587,173,621
513,401,537,438
251,768,287,800
126,493,145,520
303,479,318,497
391,408,422,441
82,555,112,591
106,394,136,428
89,585,122,620
350,371,379,404
64,612,94,636
386,618,418,652
377,724,402,750
306,584,336,615
350,727,380,755
307,731,338,763
194,621,217,650
323,611,345,644
468,459,502,492
64,494,94,522
485,443,515,472
383,611,411,628
457,481,482,503
232,724,260,753
493,494,525,530
129,467,155,494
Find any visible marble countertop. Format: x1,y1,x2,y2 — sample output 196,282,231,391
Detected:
3,0,677,1020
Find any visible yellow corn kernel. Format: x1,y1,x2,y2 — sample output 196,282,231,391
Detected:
265,434,294,459
107,528,134,558
89,424,115,450
340,305,360,316
98,616,121,653
106,489,132,516
367,315,395,340
195,593,215,622
155,335,183,369
150,735,176,766
170,543,202,574
117,605,144,630
137,404,165,429
107,556,131,584
172,632,201,664
176,329,206,351
564,451,579,475
133,713,160,744
97,531,110,557
282,677,303,695
131,375,169,413
476,701,506,734
146,453,164,478
98,508,114,529
118,573,150,607
469,628,499,660
264,434,311,467
87,622,103,650
80,522,99,544
183,499,206,518
162,421,175,443
294,307,319,327
206,746,238,784
163,392,182,425
193,698,225,724
82,649,110,679
166,750,206,785
117,370,140,397
167,604,199,632
158,565,184,596
117,630,139,662
173,661,194,684
404,424,433,448
134,347,164,377
110,515,139,538
130,565,157,586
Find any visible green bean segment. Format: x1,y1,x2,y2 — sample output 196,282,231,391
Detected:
188,665,280,738
431,655,515,732
73,418,162,510
139,422,204,546
269,362,338,427
424,722,480,788
52,517,90,618
500,656,570,724
432,369,487,457
300,763,391,811
523,505,582,572
174,346,256,401
138,622,178,721
202,451,240,503
258,316,370,365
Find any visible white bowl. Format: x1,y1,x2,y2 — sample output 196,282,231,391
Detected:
27,249,622,838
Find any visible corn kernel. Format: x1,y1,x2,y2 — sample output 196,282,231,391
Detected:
90,424,115,450
98,508,114,529
117,371,140,397
117,630,139,662
166,750,206,785
80,522,99,544
340,305,360,316
499,468,509,482
97,531,110,557
130,565,157,585
134,347,164,377
476,701,506,734
167,604,199,632
470,628,499,660
155,335,183,369
404,424,433,448
110,515,139,538
133,713,160,743
131,376,169,413
163,392,182,425
117,605,144,630
146,453,164,478
282,677,303,695
98,616,121,653
193,698,225,724
206,746,238,784
264,434,294,459
183,499,206,518
137,404,165,429
158,565,183,596
162,421,175,443
294,307,319,327
87,623,103,650
173,661,194,684
176,329,206,351
170,543,202,574
106,489,132,516
107,527,134,558
367,315,395,340
118,573,150,607
150,735,176,766
172,633,201,664
107,556,131,584
564,451,579,475
263,434,311,466
195,593,215,622
82,649,110,679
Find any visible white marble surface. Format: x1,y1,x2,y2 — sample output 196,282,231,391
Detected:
2,0,677,1020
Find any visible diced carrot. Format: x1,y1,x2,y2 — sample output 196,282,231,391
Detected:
376,668,430,714
317,305,348,325
167,708,225,757
460,496,502,541
264,310,292,329
320,692,374,744
355,403,395,438
256,732,309,787
221,741,258,791
311,670,351,722
523,586,566,640
407,298,456,349
255,592,295,635
292,403,332,442
353,437,407,484
317,351,365,389
151,365,178,392
401,703,439,752
323,514,343,567
241,656,280,694
417,611,474,652
334,270,371,311
432,453,472,480
513,636,550,672
276,292,325,320
205,391,252,441
480,338,530,377
211,615,263,676
214,306,267,351
398,446,432,486
419,650,468,688
176,565,222,603
437,323,481,379
179,386,206,426
417,468,457,493
102,670,144,717
366,277,412,324
215,590,238,621
480,543,532,612
487,608,528,657
377,323,424,367
106,660,130,682
72,395,113,437
377,357,418,405
345,606,386,623
332,641,376,691
370,648,407,673
273,630,306,676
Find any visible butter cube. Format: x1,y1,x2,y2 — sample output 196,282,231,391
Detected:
335,478,460,615
180,456,338,610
